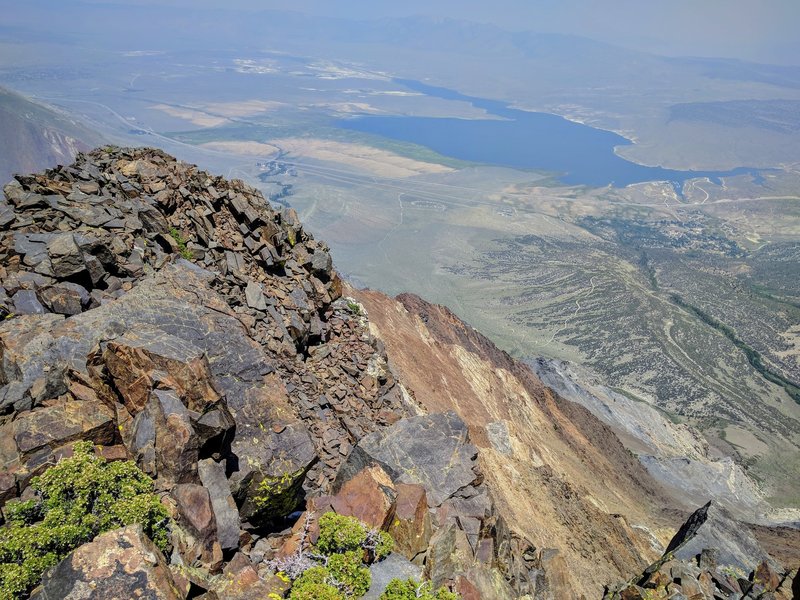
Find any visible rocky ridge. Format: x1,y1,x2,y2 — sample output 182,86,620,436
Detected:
0,86,102,187
0,147,542,599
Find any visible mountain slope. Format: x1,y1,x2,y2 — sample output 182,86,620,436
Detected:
353,288,671,596
0,86,103,185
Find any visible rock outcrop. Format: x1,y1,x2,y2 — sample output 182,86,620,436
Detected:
0,86,103,188
355,288,675,597
605,502,797,599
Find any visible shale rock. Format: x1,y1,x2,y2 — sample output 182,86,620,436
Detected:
172,483,217,547
0,147,558,598
0,395,116,494
329,464,397,530
198,458,241,552
363,553,423,600
605,501,793,600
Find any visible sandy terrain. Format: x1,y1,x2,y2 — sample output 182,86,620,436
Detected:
202,100,285,117
268,137,453,178
149,104,229,127
149,100,285,126
200,141,280,156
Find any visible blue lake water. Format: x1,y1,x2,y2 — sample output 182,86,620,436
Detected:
336,78,762,189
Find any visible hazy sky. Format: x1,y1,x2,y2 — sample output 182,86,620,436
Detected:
75,0,800,65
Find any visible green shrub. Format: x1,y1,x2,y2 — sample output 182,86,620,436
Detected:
345,300,363,316
283,514,397,598
369,529,394,561
290,566,344,600
380,578,459,600
0,441,170,599
169,227,193,260
317,513,368,555
290,581,345,600
327,550,371,597
316,512,394,562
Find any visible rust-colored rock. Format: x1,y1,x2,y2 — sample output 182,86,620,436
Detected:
0,397,116,498
618,586,646,600
86,326,235,486
753,559,782,591
92,327,222,415
455,575,481,600
210,565,290,600
330,464,397,530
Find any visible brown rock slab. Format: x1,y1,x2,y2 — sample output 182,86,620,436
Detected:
209,567,290,600
32,525,183,599
125,388,197,485
454,575,481,600
753,559,782,591
11,397,116,456
618,586,646,600
92,325,222,415
0,397,116,495
39,282,89,315
87,324,234,485
330,464,397,530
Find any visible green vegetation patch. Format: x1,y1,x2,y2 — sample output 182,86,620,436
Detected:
169,227,193,260
0,442,170,599
379,578,459,600
274,513,431,599
317,513,392,561
672,294,800,404
290,565,346,600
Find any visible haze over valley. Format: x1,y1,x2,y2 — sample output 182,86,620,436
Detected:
3,0,800,531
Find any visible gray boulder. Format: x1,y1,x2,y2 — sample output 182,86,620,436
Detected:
198,458,241,552
363,554,423,600
336,411,480,507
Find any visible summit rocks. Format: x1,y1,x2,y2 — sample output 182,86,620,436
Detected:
0,147,416,596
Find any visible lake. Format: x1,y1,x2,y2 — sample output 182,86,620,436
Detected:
337,78,761,188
